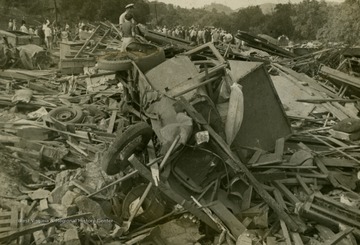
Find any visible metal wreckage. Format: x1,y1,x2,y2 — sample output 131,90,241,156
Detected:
0,23,360,245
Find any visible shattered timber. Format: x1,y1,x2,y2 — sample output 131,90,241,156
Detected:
1,23,360,245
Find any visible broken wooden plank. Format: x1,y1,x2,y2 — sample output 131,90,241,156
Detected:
332,102,359,119
296,174,312,195
33,230,46,245
38,199,48,211
252,153,283,167
273,188,287,211
107,111,117,134
329,129,360,141
241,185,253,211
74,25,100,58
316,225,350,245
273,181,300,205
296,98,360,103
318,157,358,168
291,232,304,245
309,133,360,164
266,236,277,245
280,220,292,245
209,201,247,238
323,227,354,245
319,65,360,90
315,157,341,188
248,150,264,164
275,138,285,157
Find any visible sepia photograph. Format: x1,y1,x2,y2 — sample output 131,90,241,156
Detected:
0,0,359,244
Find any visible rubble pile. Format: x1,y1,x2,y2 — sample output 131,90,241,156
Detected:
0,27,360,245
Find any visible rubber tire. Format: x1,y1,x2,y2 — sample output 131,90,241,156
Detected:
133,47,165,72
48,106,84,123
97,57,132,71
101,122,153,175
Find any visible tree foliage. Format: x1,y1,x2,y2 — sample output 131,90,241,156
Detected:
1,0,360,44
264,4,294,38
317,0,360,44
291,0,328,40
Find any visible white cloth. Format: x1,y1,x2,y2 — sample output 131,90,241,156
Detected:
44,26,52,37
20,25,28,33
121,37,134,52
119,12,127,26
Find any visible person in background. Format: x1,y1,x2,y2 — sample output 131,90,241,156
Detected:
12,19,17,31
119,3,135,31
162,25,167,34
65,23,70,32
28,26,34,35
212,28,220,45
204,28,211,43
197,28,204,45
61,26,69,42
223,31,233,44
278,34,289,47
42,19,50,30
120,13,135,52
190,27,197,44
19,22,28,33
44,24,53,50
8,19,13,31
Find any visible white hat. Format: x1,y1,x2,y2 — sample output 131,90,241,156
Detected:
125,3,134,9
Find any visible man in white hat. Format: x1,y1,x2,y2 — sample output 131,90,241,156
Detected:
119,3,135,31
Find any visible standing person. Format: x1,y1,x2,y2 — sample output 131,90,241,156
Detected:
36,25,46,47
12,19,17,31
120,13,135,52
44,25,53,50
119,3,134,31
42,19,50,30
197,28,204,45
190,27,197,44
223,31,233,44
19,22,28,33
28,26,34,35
212,29,220,45
204,28,211,43
8,19,13,31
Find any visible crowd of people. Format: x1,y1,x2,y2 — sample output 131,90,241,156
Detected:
117,3,240,51
7,18,61,50
5,3,240,52
6,17,97,50
153,25,236,46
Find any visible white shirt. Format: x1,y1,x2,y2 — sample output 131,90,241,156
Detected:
44,26,52,37
119,11,134,26
20,25,28,33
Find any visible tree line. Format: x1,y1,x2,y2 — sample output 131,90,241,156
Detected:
1,0,360,44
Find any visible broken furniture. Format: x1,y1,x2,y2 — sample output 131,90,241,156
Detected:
0,30,41,47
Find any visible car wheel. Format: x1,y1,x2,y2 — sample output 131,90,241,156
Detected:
101,122,153,175
48,106,84,123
